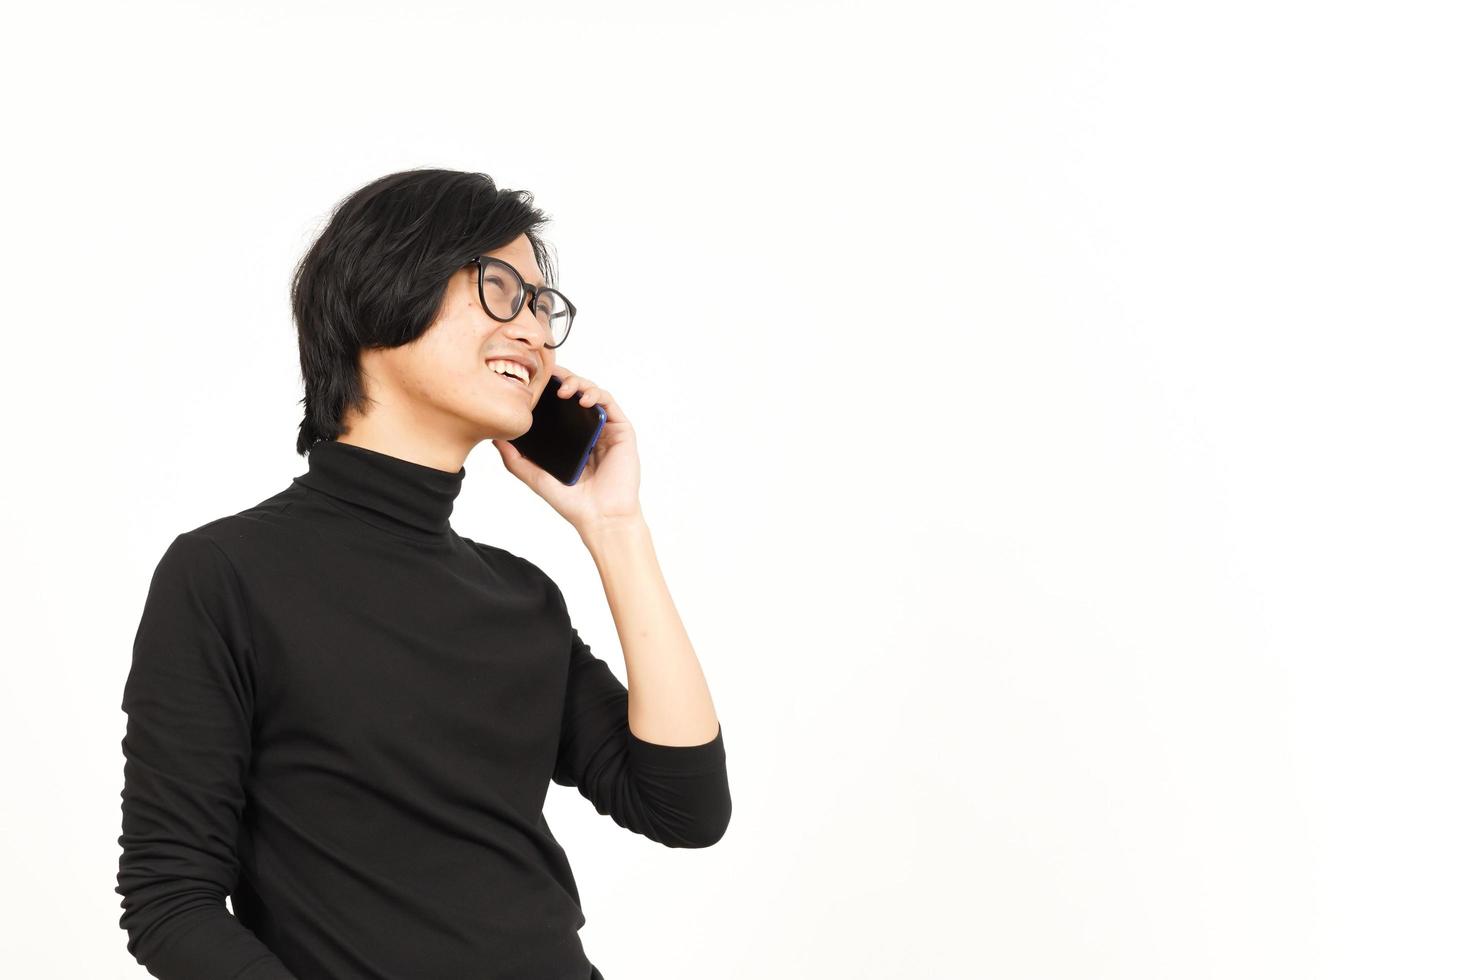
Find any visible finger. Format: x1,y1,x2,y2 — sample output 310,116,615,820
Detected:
588,390,627,424
551,374,624,421
560,377,599,402
603,398,628,425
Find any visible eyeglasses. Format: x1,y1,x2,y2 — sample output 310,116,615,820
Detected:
466,256,576,349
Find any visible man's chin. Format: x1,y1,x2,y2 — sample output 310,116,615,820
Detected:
472,410,533,445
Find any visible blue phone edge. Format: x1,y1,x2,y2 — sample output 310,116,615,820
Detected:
564,404,608,486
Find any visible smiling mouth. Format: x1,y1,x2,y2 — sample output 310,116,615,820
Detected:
485,360,531,386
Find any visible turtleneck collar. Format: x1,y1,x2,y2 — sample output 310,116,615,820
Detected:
292,439,467,537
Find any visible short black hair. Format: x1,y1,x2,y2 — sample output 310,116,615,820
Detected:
289,168,557,455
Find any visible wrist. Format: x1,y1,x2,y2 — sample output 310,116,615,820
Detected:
578,512,649,550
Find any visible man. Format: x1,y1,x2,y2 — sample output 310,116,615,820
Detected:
115,168,730,979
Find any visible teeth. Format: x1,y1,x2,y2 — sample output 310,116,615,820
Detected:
486,359,529,383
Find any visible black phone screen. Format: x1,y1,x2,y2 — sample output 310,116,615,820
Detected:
509,374,607,486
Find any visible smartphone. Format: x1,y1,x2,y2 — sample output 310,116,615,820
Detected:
510,374,607,486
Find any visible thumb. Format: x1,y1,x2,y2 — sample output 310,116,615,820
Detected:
495,438,542,479
493,438,526,467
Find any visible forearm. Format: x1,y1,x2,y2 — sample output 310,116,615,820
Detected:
117,899,298,980
579,514,720,746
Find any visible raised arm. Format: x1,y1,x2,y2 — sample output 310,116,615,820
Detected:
551,516,731,846
552,625,731,848
115,531,298,979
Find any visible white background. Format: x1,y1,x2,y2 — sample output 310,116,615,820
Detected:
2,1,1466,977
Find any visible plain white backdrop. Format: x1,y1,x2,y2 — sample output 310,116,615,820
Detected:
2,1,1466,977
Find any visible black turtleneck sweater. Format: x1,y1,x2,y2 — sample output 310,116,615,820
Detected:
115,439,730,980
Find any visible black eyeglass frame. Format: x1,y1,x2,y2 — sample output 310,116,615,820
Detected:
466,256,576,349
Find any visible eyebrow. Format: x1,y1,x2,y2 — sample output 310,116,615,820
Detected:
487,259,545,289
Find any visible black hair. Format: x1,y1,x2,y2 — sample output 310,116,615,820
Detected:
289,167,557,455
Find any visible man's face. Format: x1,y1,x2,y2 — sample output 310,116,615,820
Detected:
356,233,555,444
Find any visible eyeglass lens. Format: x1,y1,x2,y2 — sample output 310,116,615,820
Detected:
480,262,572,346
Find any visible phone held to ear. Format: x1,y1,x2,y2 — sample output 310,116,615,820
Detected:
510,374,607,486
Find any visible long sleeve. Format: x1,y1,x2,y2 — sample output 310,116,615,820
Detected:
115,531,298,979
551,625,732,848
